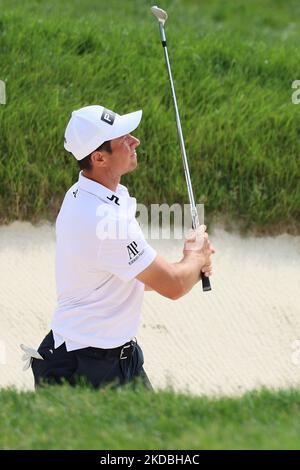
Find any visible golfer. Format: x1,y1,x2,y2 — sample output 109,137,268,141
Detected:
28,105,214,390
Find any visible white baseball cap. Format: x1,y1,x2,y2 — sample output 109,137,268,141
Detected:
64,105,142,160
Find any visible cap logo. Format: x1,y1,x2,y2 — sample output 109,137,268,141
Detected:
101,108,116,126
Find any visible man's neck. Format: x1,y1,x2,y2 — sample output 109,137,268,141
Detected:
82,171,120,192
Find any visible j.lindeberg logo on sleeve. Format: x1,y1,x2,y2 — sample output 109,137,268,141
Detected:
127,241,145,265
101,108,116,126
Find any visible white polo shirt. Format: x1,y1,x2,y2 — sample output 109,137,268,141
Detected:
51,171,157,351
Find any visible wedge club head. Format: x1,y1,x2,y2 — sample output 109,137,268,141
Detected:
151,5,168,25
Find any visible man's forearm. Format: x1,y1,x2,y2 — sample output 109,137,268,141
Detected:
172,253,204,296
143,255,202,295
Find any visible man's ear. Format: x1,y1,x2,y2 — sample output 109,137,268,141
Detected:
90,151,106,167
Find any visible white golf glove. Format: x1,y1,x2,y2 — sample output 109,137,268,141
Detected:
20,344,44,371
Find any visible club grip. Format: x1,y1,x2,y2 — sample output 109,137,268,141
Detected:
201,272,212,292
190,224,212,292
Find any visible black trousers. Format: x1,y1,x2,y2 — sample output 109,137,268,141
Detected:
32,331,152,390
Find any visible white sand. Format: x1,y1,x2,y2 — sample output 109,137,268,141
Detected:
0,221,300,396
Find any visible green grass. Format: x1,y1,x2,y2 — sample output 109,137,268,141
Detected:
0,0,300,231
1,384,300,449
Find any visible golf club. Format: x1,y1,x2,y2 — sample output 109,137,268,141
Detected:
151,5,212,292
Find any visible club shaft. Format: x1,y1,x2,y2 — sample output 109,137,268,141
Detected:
159,24,199,228
158,23,211,292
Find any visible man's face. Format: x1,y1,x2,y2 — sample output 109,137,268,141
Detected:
107,133,140,176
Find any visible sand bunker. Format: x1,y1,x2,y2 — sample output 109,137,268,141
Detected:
0,221,300,396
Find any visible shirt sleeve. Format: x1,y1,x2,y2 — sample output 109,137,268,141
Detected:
97,218,157,282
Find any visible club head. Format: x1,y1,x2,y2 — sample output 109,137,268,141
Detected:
151,5,168,25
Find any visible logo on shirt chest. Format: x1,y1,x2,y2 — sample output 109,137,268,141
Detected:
107,194,120,205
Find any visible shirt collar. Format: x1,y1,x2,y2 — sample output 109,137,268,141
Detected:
78,171,131,208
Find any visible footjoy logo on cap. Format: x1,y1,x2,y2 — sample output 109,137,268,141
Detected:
101,108,116,126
